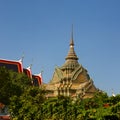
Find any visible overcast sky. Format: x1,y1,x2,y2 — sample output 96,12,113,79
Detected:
0,0,120,96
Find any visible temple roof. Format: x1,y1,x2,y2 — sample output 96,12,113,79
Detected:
61,29,79,70
0,58,42,86
65,30,78,61
0,59,23,73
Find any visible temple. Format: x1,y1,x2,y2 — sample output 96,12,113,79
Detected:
45,30,97,99
0,29,97,100
0,59,42,86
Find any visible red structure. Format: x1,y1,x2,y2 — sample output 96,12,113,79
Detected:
23,67,32,79
0,103,10,120
0,59,23,73
0,115,10,120
0,58,42,86
32,73,42,86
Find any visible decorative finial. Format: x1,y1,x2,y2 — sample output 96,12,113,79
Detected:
41,66,44,74
30,58,34,69
19,52,24,63
72,24,73,40
112,89,115,97
65,25,78,61
21,52,25,63
70,24,74,46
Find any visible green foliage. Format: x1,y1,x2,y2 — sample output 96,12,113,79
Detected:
1,67,120,119
9,87,46,120
42,96,73,119
108,94,120,105
0,67,31,105
111,102,120,113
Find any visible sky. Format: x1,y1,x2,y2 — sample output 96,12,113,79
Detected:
0,0,120,96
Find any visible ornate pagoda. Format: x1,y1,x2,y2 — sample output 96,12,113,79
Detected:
45,30,97,99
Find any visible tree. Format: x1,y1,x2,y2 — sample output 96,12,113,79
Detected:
0,66,46,119
9,87,46,120
1,66,120,119
0,66,32,105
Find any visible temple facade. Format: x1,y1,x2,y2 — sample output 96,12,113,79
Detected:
45,31,97,99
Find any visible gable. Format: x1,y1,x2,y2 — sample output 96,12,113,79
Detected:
50,67,63,84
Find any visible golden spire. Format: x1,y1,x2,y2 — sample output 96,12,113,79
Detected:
65,26,78,61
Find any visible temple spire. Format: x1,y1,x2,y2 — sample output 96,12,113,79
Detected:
65,26,78,61
70,24,74,46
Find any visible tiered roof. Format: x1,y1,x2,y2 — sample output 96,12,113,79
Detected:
48,28,97,99
61,28,79,70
